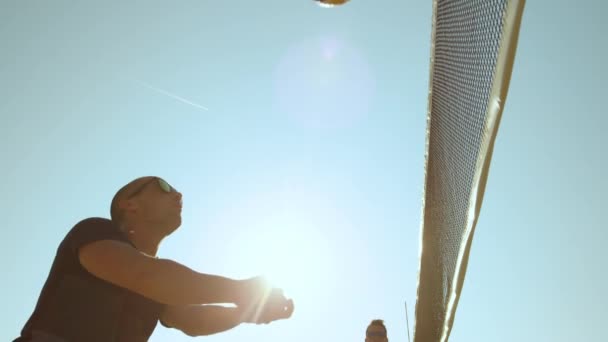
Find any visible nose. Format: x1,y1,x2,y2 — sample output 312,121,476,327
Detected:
174,191,183,204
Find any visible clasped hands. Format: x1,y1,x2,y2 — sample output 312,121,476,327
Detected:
237,276,295,325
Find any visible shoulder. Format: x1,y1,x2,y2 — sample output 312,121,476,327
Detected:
67,217,121,236
72,217,115,230
62,217,131,255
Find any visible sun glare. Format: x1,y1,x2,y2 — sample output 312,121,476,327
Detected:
219,182,345,309
234,223,332,304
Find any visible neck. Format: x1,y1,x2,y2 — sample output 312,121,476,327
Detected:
122,222,165,257
127,233,162,256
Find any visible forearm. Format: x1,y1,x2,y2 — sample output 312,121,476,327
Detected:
191,306,245,336
165,305,245,336
137,258,244,306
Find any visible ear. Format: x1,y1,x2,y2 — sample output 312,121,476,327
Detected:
118,198,138,213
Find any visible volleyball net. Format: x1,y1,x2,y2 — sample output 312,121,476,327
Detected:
413,1,525,341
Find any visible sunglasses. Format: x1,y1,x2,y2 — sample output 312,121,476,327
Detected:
127,178,175,199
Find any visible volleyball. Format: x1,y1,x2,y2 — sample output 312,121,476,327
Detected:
315,0,350,7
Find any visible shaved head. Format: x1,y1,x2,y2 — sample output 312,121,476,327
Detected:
110,176,156,224
366,319,388,341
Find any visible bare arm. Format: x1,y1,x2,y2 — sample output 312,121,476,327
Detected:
162,299,295,337
161,305,245,336
78,240,255,306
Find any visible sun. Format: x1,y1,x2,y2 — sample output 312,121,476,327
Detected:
218,182,345,309
231,221,333,305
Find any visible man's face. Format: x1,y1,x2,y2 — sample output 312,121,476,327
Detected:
127,177,183,234
365,325,388,342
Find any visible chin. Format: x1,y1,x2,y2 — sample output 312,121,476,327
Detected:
160,218,180,237
170,217,182,232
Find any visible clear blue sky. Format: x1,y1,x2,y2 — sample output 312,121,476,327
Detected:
1,1,606,341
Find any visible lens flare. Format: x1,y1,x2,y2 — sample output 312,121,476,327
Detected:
273,36,375,130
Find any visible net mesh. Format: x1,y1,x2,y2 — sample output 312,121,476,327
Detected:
413,0,524,341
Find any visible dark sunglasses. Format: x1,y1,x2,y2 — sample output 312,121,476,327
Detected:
127,178,175,199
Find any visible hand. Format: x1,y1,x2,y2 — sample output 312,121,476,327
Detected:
239,287,295,324
235,276,271,308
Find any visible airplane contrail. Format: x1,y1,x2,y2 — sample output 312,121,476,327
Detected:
132,79,209,111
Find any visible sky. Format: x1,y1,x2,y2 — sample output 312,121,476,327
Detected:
1,1,606,341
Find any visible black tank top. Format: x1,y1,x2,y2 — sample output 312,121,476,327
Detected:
16,217,167,342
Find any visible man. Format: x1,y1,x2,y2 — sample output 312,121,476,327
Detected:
15,176,294,341
365,319,389,342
